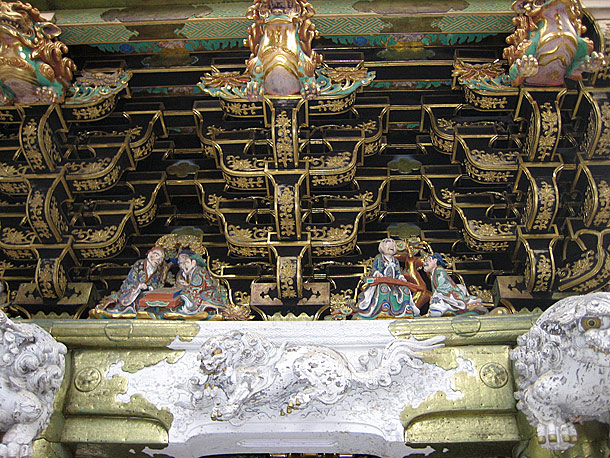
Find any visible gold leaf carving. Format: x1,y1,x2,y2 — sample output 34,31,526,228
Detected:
73,226,118,243
2,227,35,245
467,220,517,236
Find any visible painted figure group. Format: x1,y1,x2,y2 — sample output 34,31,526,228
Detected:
356,238,487,319
97,237,485,320
97,246,227,319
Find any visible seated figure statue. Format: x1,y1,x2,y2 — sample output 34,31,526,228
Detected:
98,246,169,314
423,253,487,317
175,249,228,315
356,238,421,319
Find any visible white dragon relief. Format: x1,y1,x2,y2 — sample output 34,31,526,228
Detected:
0,311,66,458
189,330,445,421
510,292,610,450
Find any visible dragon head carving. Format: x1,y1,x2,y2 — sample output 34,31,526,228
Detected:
0,311,67,457
0,1,76,104
511,292,610,450
538,291,610,361
198,330,277,375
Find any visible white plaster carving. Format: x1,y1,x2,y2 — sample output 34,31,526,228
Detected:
510,292,610,450
106,321,476,458
0,311,67,458
190,330,445,422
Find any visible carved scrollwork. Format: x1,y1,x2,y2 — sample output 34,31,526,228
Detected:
582,180,610,228
20,118,46,171
79,233,126,259
311,169,355,187
36,257,67,299
463,87,509,110
70,166,122,192
523,252,554,292
190,330,444,421
0,310,66,457
274,110,295,168
303,151,352,170
511,293,610,450
224,155,265,171
277,185,297,238
309,92,356,114
27,189,52,240
72,226,118,243
227,225,273,242
224,174,265,190
557,250,596,283
220,100,261,117
1,227,35,245
277,256,299,298
536,102,560,161
467,220,517,237
465,149,518,183
312,237,357,257
522,179,558,232
305,224,353,241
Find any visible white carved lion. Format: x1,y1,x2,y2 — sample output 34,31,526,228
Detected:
510,292,610,450
0,311,67,458
190,330,444,421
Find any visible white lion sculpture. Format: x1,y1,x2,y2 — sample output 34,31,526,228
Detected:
510,292,610,450
190,330,444,421
0,311,67,458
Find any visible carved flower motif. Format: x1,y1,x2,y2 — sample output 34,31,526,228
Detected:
452,59,504,82
201,70,250,88
325,66,369,83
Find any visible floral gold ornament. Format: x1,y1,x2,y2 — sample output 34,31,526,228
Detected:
274,110,295,167
277,185,297,238
452,59,505,85
278,256,298,298
325,65,370,85
200,68,250,89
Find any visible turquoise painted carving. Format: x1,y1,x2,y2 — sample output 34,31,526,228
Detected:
453,0,606,90
199,65,374,100
242,0,323,100
0,1,76,104
505,0,605,86
197,0,375,101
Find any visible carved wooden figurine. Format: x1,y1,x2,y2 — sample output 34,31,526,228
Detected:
423,253,487,317
356,238,423,319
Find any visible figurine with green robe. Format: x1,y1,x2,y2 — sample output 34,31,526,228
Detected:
423,253,487,316
356,238,422,319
